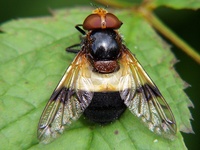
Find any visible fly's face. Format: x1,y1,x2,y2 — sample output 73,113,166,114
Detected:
37,8,177,144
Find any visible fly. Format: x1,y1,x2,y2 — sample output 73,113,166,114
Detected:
37,8,176,143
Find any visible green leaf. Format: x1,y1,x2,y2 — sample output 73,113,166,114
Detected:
0,8,192,150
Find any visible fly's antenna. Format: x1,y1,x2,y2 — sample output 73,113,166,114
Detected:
90,3,99,9
90,3,108,10
104,4,108,9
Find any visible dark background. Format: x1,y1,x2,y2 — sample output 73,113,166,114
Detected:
0,0,199,149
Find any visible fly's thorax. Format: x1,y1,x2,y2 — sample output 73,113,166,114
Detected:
85,29,122,74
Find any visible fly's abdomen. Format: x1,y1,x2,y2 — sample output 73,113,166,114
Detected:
84,91,126,124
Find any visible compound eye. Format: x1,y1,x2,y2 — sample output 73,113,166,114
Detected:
83,14,101,30
106,13,123,29
83,11,123,30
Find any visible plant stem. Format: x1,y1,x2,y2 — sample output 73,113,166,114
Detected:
137,7,200,64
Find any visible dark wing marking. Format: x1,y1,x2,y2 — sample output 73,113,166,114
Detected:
119,47,176,138
37,52,93,143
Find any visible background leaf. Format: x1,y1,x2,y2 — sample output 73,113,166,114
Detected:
0,7,194,150
153,0,200,9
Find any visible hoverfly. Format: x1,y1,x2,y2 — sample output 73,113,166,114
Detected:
38,8,177,143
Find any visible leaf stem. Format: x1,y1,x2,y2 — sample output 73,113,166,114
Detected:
140,8,200,64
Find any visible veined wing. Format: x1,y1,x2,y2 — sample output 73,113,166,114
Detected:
119,47,176,138
37,52,94,143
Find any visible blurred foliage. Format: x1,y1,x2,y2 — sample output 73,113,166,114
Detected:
0,0,199,149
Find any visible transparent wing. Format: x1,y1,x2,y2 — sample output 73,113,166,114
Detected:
119,47,176,138
37,52,94,143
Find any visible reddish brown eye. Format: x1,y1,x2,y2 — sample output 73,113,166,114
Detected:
83,14,101,30
106,13,123,29
82,9,123,30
